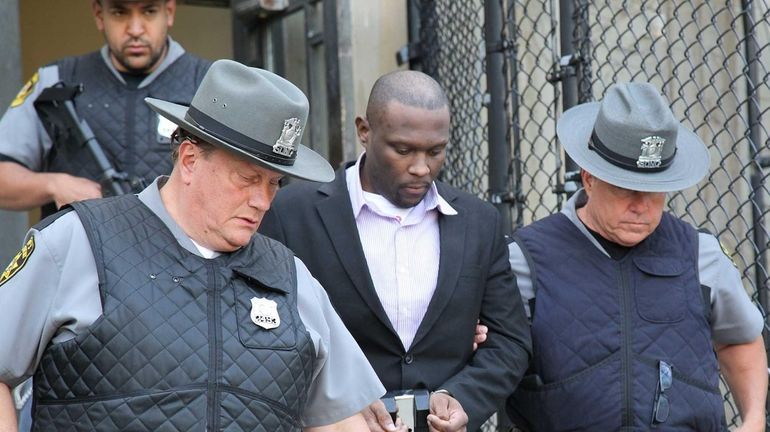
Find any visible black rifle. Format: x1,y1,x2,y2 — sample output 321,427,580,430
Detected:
34,83,139,197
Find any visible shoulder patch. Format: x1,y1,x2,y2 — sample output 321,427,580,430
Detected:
719,241,738,269
0,236,35,287
10,72,40,108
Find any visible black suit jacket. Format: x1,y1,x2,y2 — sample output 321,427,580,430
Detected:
259,164,532,430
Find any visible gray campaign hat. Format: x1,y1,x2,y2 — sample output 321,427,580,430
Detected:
145,59,333,182
557,81,710,192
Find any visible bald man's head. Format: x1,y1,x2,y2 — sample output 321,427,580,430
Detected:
365,70,449,128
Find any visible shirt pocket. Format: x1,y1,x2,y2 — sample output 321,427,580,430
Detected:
633,256,689,324
232,273,298,351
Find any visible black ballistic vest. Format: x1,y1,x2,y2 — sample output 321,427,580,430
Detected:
47,51,209,194
32,195,315,431
508,212,725,431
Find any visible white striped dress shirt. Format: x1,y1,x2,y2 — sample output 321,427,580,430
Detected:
346,154,457,350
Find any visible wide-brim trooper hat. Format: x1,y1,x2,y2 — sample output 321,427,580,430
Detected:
557,81,710,192
145,59,334,182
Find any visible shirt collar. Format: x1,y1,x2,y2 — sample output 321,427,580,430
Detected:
561,188,611,257
345,152,457,218
560,188,587,224
138,176,205,257
100,36,185,89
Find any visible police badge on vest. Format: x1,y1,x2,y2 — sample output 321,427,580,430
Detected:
250,297,281,329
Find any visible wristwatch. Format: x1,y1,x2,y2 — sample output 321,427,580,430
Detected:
430,388,453,398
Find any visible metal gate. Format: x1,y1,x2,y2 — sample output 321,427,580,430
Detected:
407,0,770,430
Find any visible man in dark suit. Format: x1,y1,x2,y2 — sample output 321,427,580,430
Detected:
259,70,531,432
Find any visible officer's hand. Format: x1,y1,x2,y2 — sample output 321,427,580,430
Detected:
361,400,407,432
473,321,488,351
51,174,102,208
427,392,468,432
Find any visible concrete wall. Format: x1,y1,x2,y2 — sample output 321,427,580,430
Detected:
345,0,407,160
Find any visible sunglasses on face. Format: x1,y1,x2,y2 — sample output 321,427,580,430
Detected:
651,360,673,426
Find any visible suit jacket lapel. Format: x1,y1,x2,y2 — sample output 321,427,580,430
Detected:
316,167,396,334
411,183,465,348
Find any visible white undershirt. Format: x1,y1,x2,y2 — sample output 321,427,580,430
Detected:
190,238,221,259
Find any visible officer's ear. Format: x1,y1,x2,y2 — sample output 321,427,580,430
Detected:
580,169,594,193
164,0,177,28
177,139,202,185
92,0,106,32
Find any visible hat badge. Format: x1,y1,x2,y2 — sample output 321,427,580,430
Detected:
273,118,302,157
637,135,665,169
250,297,280,330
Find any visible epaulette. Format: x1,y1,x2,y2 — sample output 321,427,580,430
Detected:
32,206,74,231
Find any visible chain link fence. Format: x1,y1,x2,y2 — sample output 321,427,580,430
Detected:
412,0,770,430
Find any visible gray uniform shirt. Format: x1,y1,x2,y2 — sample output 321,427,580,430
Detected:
509,189,763,345
0,178,385,427
0,38,185,171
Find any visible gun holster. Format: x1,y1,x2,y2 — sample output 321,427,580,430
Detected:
381,389,430,432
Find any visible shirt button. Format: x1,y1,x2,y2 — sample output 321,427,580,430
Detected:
404,354,414,364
